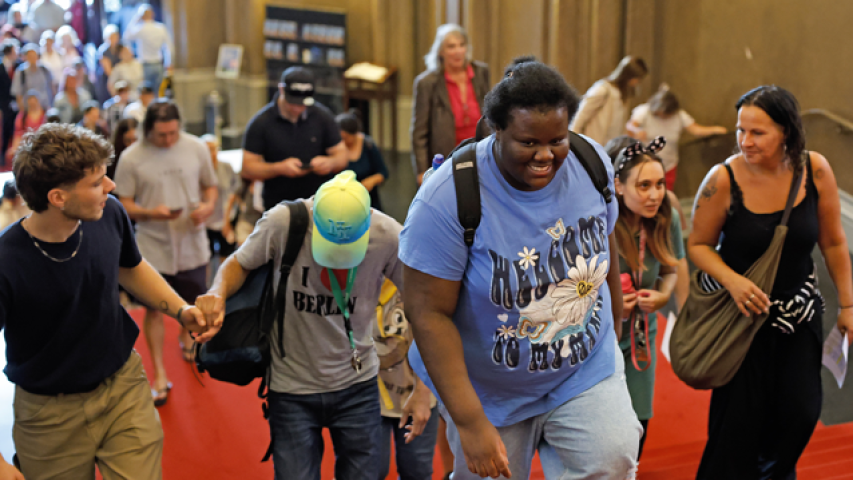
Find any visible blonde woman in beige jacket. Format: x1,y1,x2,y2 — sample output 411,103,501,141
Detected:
570,56,648,145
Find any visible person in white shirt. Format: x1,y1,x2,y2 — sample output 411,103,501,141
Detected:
626,85,727,191
123,5,173,92
38,31,63,90
27,0,65,40
108,44,143,101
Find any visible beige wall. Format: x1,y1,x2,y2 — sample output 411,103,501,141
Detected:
165,0,853,168
657,0,853,128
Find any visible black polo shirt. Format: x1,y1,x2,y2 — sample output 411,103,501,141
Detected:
243,96,342,210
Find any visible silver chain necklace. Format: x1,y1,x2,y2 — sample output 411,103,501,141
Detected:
23,217,83,263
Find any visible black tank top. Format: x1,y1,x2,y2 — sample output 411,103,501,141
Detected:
717,156,819,298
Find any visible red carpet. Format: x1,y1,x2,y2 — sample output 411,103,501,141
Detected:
128,310,853,479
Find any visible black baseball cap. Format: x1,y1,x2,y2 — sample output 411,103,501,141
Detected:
280,67,315,106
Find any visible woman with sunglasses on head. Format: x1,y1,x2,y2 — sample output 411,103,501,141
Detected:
611,137,684,459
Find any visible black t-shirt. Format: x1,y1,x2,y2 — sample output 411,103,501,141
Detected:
0,197,142,394
243,96,342,210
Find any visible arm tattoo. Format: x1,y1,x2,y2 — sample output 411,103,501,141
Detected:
815,168,825,180
159,301,169,313
700,170,719,202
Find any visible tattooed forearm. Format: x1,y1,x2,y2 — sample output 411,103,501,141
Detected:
159,301,169,312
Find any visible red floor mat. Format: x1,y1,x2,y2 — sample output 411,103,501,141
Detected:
131,310,853,479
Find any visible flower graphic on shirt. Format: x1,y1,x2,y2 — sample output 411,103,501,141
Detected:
518,247,539,270
552,255,608,325
517,254,608,344
497,325,516,340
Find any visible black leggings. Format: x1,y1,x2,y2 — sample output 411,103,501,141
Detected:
696,317,823,480
638,419,649,459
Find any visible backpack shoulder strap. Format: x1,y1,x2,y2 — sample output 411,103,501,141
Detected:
451,141,480,247
272,201,310,359
569,131,613,203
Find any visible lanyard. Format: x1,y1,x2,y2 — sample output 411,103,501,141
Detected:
633,228,647,290
327,267,362,372
630,227,651,371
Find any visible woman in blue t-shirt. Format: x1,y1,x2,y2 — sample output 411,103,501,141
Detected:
336,110,389,212
611,137,684,459
400,57,641,480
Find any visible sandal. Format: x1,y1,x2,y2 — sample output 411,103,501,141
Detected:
152,382,173,407
180,342,195,363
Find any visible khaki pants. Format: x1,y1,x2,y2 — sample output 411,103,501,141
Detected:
13,351,163,480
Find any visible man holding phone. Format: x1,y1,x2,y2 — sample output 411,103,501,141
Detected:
241,66,348,210
114,99,218,406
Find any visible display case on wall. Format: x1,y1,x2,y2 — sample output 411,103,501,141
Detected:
263,5,346,113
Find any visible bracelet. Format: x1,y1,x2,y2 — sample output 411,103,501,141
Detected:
840,305,853,310
175,305,188,327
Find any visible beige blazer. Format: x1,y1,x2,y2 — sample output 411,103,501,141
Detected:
410,61,490,176
570,80,626,146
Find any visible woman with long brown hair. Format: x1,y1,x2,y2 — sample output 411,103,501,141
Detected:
611,137,683,458
570,55,648,145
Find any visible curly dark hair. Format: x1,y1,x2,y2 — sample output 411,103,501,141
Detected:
13,123,113,212
736,85,806,172
484,57,580,131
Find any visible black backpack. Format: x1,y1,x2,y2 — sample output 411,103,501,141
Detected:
195,201,308,461
448,125,613,246
196,200,308,384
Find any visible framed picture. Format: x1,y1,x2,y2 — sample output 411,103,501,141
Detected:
216,44,244,79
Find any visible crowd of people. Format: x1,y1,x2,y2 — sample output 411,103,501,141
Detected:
0,0,171,172
0,13,850,480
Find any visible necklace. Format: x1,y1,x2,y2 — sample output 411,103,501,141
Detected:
23,217,83,263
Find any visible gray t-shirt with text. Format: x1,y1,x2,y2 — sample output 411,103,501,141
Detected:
235,199,404,394
114,132,218,275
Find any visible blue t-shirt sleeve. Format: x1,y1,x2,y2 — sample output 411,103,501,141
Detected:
398,180,468,282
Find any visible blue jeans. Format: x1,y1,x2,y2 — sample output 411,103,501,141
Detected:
444,344,642,480
142,62,164,92
377,407,440,480
268,379,382,480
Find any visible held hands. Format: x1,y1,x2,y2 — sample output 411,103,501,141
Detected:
179,295,225,344
724,275,770,318
276,157,310,178
636,289,670,314
399,387,431,444
623,292,638,317
193,293,226,343
457,417,512,478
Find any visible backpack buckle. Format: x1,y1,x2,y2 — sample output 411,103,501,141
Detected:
463,228,476,247
602,187,613,204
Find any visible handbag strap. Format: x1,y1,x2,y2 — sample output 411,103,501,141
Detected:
780,153,806,227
